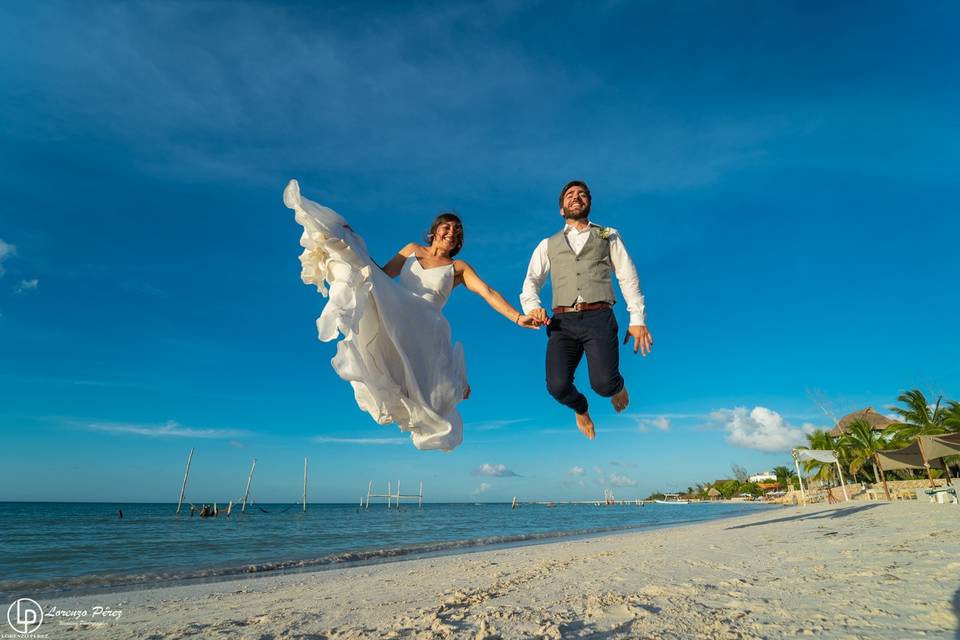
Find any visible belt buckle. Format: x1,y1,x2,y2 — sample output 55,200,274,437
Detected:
573,302,584,312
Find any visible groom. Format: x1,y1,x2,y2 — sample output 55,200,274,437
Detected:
520,180,653,440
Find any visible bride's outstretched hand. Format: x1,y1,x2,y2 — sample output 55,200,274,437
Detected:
517,314,541,329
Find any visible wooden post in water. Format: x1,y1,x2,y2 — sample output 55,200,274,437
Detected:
387,481,392,510
397,480,401,510
366,480,372,509
303,457,308,512
176,448,194,515
241,458,257,513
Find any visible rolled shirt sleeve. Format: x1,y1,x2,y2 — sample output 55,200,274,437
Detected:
520,238,550,314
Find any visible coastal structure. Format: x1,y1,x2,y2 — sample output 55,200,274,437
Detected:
363,480,424,509
827,407,894,437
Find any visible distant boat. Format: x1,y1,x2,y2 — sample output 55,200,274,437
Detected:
654,493,689,505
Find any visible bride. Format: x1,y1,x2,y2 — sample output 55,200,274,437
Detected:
284,180,539,451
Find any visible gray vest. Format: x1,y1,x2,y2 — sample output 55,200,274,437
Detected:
547,226,616,308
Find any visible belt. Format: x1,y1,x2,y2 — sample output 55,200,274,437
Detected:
552,302,611,314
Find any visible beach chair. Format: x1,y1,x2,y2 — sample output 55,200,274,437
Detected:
918,487,958,504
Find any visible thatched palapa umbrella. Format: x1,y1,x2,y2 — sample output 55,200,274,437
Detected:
828,407,894,438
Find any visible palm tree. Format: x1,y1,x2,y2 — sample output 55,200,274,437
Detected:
840,418,890,487
772,465,796,491
937,400,960,476
799,429,836,483
944,400,960,434
887,389,947,444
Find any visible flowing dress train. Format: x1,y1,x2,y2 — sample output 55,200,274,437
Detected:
284,179,467,451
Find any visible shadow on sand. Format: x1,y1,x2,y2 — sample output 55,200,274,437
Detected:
953,584,960,639
725,503,885,530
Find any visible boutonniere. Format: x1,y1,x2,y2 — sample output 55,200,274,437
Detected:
592,226,613,240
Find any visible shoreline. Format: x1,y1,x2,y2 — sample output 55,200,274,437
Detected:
36,502,960,638
4,503,777,601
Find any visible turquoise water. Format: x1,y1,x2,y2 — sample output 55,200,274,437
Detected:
0,501,775,597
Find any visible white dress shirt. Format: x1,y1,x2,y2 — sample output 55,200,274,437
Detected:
520,222,646,326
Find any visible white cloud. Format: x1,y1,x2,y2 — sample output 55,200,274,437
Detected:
710,406,817,453
634,415,671,433
14,278,38,293
0,239,15,277
568,465,585,476
608,473,637,487
469,418,528,431
473,482,491,495
312,436,407,445
89,420,252,439
473,463,519,477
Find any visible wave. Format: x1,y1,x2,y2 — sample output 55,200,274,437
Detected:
0,522,658,598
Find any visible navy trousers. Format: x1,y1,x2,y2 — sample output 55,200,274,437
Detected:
545,307,624,414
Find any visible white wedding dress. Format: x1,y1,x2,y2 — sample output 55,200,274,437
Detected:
284,180,467,451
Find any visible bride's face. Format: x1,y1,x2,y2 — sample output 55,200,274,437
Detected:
432,221,462,253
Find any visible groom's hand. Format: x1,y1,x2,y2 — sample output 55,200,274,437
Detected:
624,325,653,356
517,315,541,330
529,307,551,326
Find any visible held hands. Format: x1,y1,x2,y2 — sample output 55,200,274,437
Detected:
624,325,653,355
516,314,542,329
528,307,551,326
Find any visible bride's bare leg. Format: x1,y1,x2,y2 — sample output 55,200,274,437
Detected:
575,410,595,440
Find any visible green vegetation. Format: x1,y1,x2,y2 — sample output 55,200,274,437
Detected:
798,389,959,485
685,389,959,500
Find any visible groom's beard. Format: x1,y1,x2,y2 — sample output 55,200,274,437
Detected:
562,203,591,220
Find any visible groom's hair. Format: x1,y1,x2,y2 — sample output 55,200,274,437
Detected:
559,180,591,207
425,212,464,257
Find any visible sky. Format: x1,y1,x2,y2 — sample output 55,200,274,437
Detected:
1,0,957,503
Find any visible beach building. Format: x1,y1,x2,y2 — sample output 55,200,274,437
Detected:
748,470,777,483
827,407,894,437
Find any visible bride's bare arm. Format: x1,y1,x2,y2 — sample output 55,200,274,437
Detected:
381,243,418,278
456,261,540,329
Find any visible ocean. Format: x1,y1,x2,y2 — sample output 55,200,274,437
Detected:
0,501,776,599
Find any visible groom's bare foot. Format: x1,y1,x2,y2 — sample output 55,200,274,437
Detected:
611,387,629,413
576,411,595,440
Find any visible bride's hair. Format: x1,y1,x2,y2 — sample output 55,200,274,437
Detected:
425,212,464,257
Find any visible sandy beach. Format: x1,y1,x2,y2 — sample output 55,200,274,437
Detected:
38,502,959,639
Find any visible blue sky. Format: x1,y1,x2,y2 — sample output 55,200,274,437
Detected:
1,0,957,503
